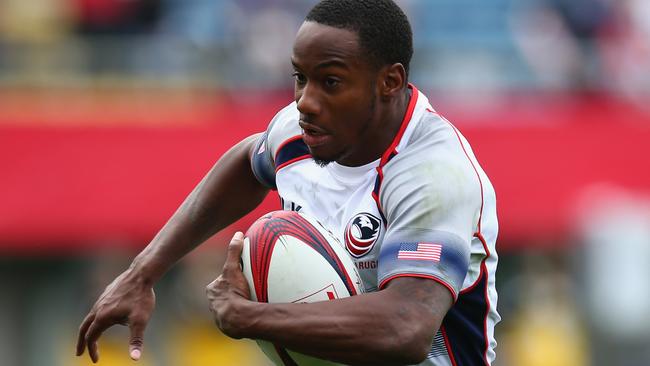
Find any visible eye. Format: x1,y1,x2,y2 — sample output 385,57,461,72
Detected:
324,77,340,89
292,72,306,85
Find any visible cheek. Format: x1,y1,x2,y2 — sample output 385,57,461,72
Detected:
343,99,375,135
334,112,363,140
327,90,375,140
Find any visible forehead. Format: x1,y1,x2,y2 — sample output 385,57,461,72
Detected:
292,21,363,69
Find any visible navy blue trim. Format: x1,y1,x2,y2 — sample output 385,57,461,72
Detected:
275,138,310,169
443,270,489,366
377,209,387,226
372,175,381,198
372,174,387,225
386,150,398,163
251,132,277,189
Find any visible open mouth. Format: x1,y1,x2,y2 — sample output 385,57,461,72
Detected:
299,121,331,147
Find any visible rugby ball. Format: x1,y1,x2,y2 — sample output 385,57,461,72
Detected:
241,210,364,366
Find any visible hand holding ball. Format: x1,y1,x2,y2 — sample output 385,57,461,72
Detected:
241,210,364,365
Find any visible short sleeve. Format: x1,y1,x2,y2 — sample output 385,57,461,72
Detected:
376,130,481,299
251,131,276,189
250,102,301,190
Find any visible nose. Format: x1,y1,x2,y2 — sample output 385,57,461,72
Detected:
295,83,320,116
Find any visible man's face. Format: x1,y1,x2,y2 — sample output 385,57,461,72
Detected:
291,21,379,167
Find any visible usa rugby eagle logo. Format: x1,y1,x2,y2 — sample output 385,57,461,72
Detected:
345,213,381,257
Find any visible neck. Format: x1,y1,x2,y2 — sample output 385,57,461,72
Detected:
375,87,412,158
383,86,412,150
339,86,412,167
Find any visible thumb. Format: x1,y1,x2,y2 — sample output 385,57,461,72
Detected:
129,323,145,361
227,231,245,258
230,231,244,247
224,231,245,272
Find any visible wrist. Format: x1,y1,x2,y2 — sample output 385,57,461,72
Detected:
238,300,264,339
127,256,161,287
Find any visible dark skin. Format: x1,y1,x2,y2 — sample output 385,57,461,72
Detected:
291,21,406,166
76,134,269,363
77,21,454,365
208,234,453,366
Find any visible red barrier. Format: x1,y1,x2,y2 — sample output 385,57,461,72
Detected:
1,94,649,252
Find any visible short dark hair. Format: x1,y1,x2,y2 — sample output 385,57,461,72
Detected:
305,0,413,78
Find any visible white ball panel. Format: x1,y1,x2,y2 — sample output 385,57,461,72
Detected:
241,237,257,301
266,234,350,304
241,210,364,366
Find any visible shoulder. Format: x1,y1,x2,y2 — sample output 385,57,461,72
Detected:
380,113,482,235
384,112,480,191
266,102,301,157
250,102,301,189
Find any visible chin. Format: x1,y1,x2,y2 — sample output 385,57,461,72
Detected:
308,147,338,167
312,157,332,167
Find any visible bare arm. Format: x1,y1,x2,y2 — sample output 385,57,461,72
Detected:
77,133,269,363
131,133,269,283
251,278,452,365
208,234,454,366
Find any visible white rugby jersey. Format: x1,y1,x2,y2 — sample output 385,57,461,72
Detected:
251,85,500,366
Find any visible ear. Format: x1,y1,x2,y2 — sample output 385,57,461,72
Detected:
378,63,406,101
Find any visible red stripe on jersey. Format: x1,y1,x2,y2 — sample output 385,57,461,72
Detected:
274,135,304,162
437,114,492,365
476,233,492,365
441,326,459,366
456,235,491,366
274,135,311,172
442,118,485,233
379,83,419,166
275,155,310,172
373,84,420,218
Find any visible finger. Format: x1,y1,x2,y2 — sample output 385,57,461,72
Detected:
88,339,99,364
206,277,218,292
129,321,146,361
76,313,95,356
224,232,245,271
205,275,224,299
85,317,111,363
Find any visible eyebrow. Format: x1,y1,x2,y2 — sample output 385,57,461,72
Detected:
291,58,350,71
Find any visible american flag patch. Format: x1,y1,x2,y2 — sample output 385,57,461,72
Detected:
397,243,442,261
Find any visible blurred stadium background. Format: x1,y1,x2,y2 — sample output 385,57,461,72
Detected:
1,0,649,365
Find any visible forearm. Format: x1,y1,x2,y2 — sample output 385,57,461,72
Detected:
251,295,406,365
241,279,448,366
131,134,269,283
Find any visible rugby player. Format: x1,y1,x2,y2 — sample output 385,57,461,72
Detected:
77,1,500,365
